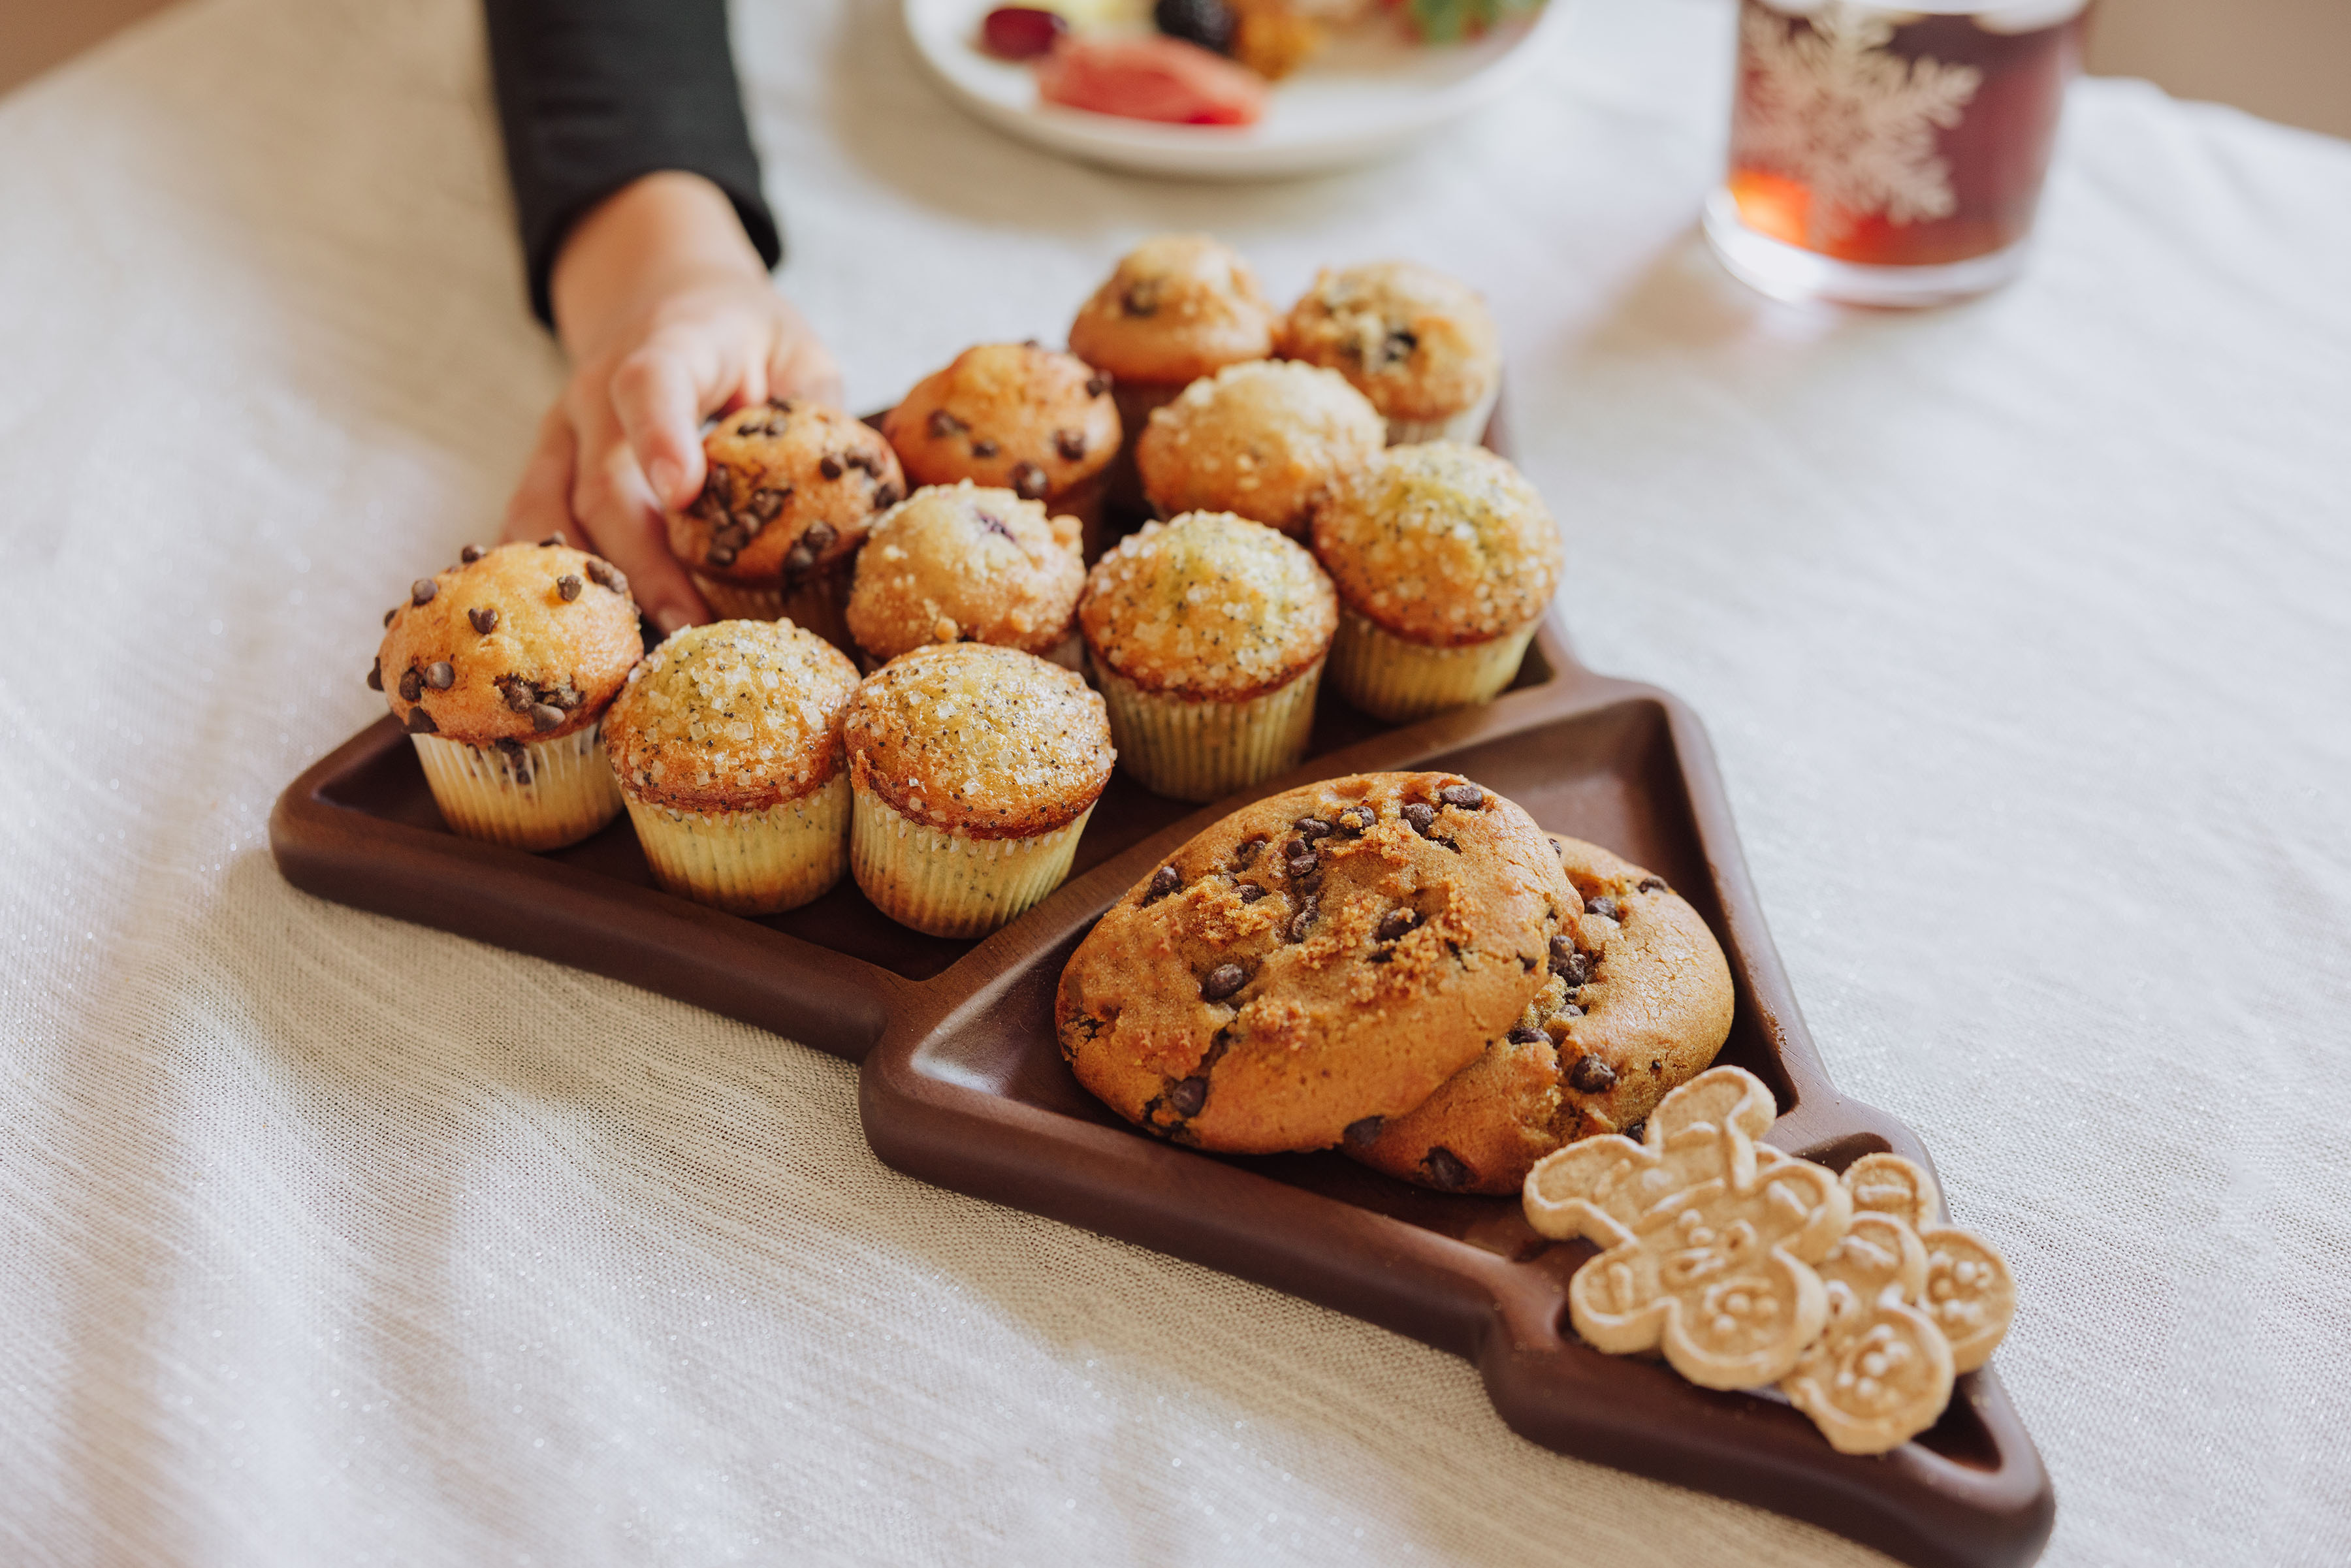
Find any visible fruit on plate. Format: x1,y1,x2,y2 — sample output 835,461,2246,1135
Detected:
1035,35,1270,125
981,7,1072,59
1153,0,1236,54
1399,0,1547,45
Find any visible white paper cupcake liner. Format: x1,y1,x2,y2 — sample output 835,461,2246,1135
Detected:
851,788,1093,938
1326,610,1535,724
1384,377,1503,448
1091,656,1322,803
622,773,850,916
411,722,622,852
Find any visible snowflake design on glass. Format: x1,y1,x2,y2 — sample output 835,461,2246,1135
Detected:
1733,3,1983,245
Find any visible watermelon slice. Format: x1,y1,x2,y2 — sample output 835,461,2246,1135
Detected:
1034,35,1269,127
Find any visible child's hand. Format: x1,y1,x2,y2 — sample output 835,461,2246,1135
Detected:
501,172,842,633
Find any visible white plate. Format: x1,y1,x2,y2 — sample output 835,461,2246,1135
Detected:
901,0,1571,180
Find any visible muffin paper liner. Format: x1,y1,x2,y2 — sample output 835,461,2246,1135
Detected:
852,789,1094,938
692,566,853,652
622,773,850,916
1326,609,1535,724
411,723,622,852
1384,377,1503,448
1091,656,1323,803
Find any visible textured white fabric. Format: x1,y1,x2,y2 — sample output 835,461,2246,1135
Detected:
3,0,2348,1563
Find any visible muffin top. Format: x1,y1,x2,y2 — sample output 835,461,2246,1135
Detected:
880,344,1121,502
1279,262,1501,424
843,643,1115,839
846,483,1085,664
1066,234,1279,386
667,400,904,588
1311,442,1562,647
603,619,861,813
375,540,641,744
1080,512,1338,701
1134,360,1385,536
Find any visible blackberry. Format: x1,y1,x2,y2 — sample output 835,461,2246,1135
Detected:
1155,0,1236,54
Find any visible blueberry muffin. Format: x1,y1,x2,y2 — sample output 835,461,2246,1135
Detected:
1312,442,1562,722
1079,512,1336,802
880,344,1121,557
843,643,1115,938
1134,360,1384,537
667,400,904,645
1347,835,1734,1194
604,620,861,914
1279,262,1501,444
1057,773,1577,1154
374,539,639,850
845,483,1085,668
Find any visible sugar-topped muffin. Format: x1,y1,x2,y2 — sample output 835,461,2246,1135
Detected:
1279,262,1502,443
374,538,639,849
1134,360,1384,536
1311,442,1562,722
604,619,861,914
667,400,904,644
1079,511,1337,801
880,344,1121,555
844,482,1085,667
843,643,1115,937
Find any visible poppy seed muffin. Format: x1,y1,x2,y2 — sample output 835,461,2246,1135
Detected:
843,643,1115,938
880,344,1121,557
1134,360,1385,537
1347,835,1733,1194
1279,262,1502,444
1079,512,1337,802
1057,773,1578,1154
668,400,904,645
374,539,639,850
1312,442,1563,722
604,620,861,914
845,483,1085,667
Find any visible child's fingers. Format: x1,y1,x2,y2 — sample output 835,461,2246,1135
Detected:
773,328,844,411
612,329,741,513
567,395,709,637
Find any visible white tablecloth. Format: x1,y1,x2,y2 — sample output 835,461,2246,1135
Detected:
3,0,2347,1562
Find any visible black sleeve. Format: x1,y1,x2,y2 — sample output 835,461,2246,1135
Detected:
483,0,784,327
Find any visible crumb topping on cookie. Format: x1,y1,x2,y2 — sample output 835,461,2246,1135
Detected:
1135,360,1385,536
1312,442,1563,647
1080,511,1337,701
604,620,860,812
844,643,1114,838
846,483,1085,664
669,400,903,588
1279,261,1500,424
881,344,1121,500
1067,234,1278,385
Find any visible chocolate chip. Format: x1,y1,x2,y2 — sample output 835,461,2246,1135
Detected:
513,768,532,786
410,579,438,605
1232,838,1264,868
468,607,499,635
1236,884,1266,904
460,544,483,563
750,487,789,521
584,558,625,594
405,707,437,733
1637,876,1667,893
1293,816,1333,840
803,521,837,552
497,676,534,714
495,737,525,761
1283,840,1318,880
927,409,965,439
874,481,903,508
546,685,581,711
366,660,382,691
1381,328,1418,366
705,544,739,569
1401,802,1437,836
819,456,844,481
1567,1055,1618,1093
1622,1119,1648,1144
1285,897,1319,944
970,439,999,458
713,522,750,552
1438,784,1484,810
1422,1147,1471,1191
1342,1116,1383,1149
539,532,565,547
1549,938,1590,985
1200,963,1247,1002
1085,374,1110,398
530,703,565,732
1335,805,1375,837
425,661,454,690
1053,428,1086,462
383,607,396,627
1144,864,1180,904
846,452,879,475
1375,908,1417,942
397,668,423,703
1167,1076,1208,1117
1122,282,1159,317
557,575,583,602
1010,462,1048,500
782,543,816,575
1588,895,1621,921
1559,1002,1586,1017
1507,1025,1547,1045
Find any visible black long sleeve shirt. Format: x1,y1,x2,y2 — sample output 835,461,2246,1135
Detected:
483,0,783,326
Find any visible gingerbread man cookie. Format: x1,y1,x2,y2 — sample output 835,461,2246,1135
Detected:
1842,1153,2015,1373
1780,1211,1954,1454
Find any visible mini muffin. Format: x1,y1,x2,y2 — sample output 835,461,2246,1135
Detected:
1067,234,1278,497
1279,262,1502,444
1079,512,1337,802
374,539,639,850
603,620,861,915
1134,360,1384,536
880,344,1121,557
1057,773,1578,1155
1347,835,1734,1194
843,643,1115,938
667,400,904,644
845,483,1085,668
1312,442,1563,722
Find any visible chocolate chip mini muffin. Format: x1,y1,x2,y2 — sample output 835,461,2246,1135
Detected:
1134,360,1384,537
1347,835,1734,1194
843,643,1115,938
845,483,1085,668
374,539,638,850
667,400,904,643
1279,262,1502,444
1058,773,1577,1155
1079,512,1336,803
603,620,861,915
880,344,1121,556
1313,441,1562,723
